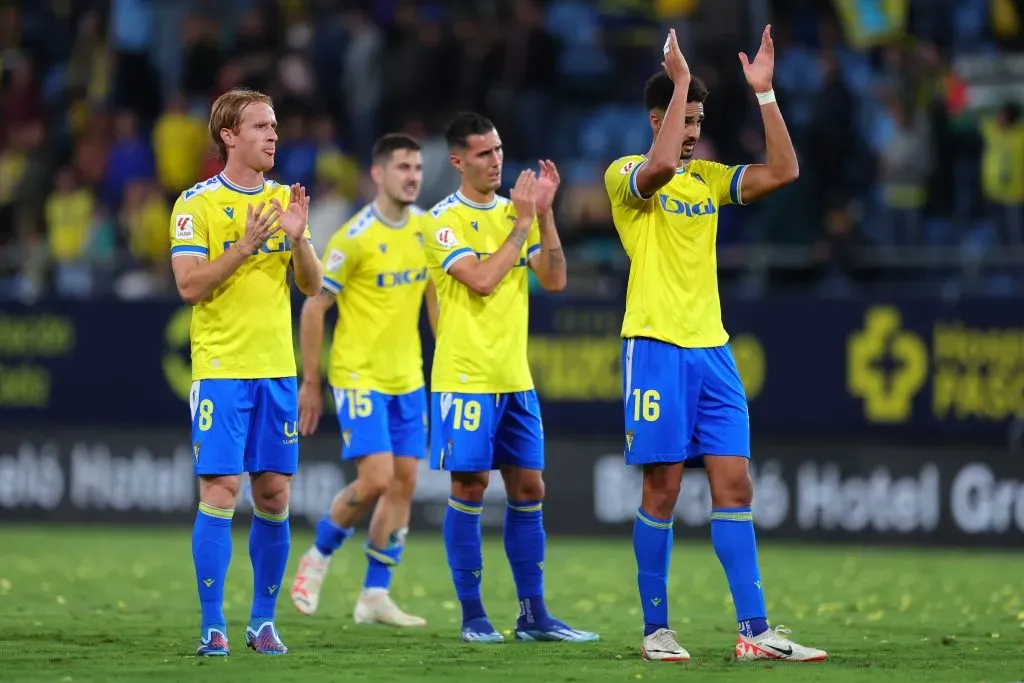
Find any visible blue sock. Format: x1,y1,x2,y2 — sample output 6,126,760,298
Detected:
710,506,768,638
249,507,290,624
634,508,673,636
364,527,407,590
193,503,234,634
314,513,353,557
504,500,549,626
443,497,486,623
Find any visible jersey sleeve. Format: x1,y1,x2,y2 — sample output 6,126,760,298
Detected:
603,155,651,209
169,195,210,259
693,160,750,207
526,217,542,261
321,231,361,294
424,212,475,273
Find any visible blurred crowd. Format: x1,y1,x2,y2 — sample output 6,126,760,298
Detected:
1,0,1023,302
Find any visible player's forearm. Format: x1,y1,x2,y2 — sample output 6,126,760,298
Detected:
173,245,248,305
299,297,326,385
424,281,439,338
645,81,690,178
291,238,323,297
533,210,566,292
463,219,531,296
759,101,799,184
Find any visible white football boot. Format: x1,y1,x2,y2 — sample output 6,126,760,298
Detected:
641,628,691,662
353,589,426,627
735,625,828,662
290,547,329,616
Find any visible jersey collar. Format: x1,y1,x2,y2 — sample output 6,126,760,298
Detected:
217,173,265,195
455,190,497,210
371,202,409,229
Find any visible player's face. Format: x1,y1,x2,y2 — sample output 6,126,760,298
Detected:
651,102,704,161
376,149,423,205
451,129,503,193
228,102,279,172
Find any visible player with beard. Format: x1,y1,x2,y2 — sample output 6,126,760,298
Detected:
605,28,826,662
290,134,438,627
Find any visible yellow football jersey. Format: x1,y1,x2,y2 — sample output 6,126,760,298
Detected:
424,191,541,393
169,174,312,380
605,154,748,348
321,203,428,394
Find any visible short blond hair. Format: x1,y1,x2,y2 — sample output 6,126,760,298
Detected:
209,88,274,162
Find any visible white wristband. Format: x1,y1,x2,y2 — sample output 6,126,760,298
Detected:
756,90,776,106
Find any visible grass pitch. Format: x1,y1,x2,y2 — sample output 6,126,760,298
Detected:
0,526,1020,682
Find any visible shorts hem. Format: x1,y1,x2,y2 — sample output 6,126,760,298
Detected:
624,451,689,465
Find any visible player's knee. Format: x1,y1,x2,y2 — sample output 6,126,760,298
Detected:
450,472,488,503
358,454,395,499
199,475,241,509
709,470,753,509
641,468,681,518
250,473,291,515
392,460,418,499
509,476,544,502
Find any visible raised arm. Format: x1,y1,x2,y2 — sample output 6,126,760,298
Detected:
446,170,539,297
528,160,567,292
634,29,692,199
274,184,322,296
736,25,799,204
171,202,280,305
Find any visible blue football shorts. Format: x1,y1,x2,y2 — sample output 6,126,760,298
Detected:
331,387,427,460
429,390,544,472
189,377,299,476
622,338,750,466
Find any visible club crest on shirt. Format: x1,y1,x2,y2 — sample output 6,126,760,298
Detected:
325,248,345,272
435,227,458,249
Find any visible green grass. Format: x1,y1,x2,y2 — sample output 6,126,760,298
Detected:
0,526,1021,682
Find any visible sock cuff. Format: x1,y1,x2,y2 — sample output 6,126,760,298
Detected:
253,506,289,523
710,507,753,522
198,502,235,519
636,508,673,528
365,542,402,566
448,497,483,514
506,500,543,513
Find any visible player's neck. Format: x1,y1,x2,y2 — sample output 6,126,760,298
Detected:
373,196,409,226
457,183,495,206
220,160,265,190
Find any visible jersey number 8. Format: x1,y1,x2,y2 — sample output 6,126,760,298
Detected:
631,389,661,422
197,399,215,431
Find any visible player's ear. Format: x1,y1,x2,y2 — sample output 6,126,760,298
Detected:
369,163,384,185
220,127,234,152
448,151,462,173
649,111,662,133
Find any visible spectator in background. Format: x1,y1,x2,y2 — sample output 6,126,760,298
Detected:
102,110,153,209
341,5,384,160
66,9,112,108
45,166,95,297
979,102,1024,245
153,93,207,196
274,112,317,190
2,56,44,131
878,98,932,245
311,113,361,202
115,179,170,299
